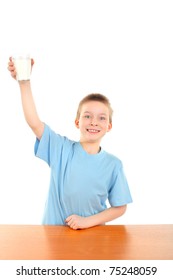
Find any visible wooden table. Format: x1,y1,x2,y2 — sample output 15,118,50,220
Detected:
0,224,173,260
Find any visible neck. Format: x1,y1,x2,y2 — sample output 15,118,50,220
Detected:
80,141,101,154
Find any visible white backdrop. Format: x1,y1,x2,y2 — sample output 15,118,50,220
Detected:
0,0,173,225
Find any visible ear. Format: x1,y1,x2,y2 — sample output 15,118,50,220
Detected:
107,122,112,132
75,119,80,129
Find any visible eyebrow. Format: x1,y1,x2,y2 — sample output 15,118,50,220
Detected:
83,111,107,115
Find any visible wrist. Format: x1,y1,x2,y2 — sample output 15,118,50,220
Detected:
85,215,100,228
18,80,31,91
18,80,30,85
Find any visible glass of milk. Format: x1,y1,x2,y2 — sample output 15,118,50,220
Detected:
13,55,31,81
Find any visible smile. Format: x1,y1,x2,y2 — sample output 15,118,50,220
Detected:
87,129,101,133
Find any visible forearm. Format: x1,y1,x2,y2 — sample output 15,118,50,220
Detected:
85,205,127,228
66,205,127,230
19,81,44,139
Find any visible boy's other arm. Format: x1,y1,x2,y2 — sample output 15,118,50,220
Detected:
65,205,127,230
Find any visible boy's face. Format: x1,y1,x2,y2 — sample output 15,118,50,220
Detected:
75,101,112,144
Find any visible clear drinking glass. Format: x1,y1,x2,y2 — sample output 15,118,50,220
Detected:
13,55,31,81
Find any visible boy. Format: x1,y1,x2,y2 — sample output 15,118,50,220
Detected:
8,58,132,230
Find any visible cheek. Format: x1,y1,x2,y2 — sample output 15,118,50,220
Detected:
101,122,111,131
80,118,89,126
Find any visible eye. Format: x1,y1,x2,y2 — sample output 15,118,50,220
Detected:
100,116,106,121
84,115,91,119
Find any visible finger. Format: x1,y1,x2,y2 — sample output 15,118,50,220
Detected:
7,66,17,79
65,219,73,226
7,62,16,72
67,219,75,227
8,59,15,74
8,60,14,68
72,225,78,230
65,215,73,223
69,222,77,229
8,65,15,72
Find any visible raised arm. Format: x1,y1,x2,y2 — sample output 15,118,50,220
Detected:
8,58,44,140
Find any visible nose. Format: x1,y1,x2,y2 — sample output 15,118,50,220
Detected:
90,117,98,126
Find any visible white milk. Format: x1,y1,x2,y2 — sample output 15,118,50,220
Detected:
13,55,31,81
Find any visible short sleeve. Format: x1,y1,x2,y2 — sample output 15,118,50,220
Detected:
34,124,64,167
108,163,132,206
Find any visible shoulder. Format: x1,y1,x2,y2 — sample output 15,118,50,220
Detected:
43,124,76,145
103,150,122,167
35,124,78,166
36,123,77,158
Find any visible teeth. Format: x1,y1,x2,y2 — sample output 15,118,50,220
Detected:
87,129,100,133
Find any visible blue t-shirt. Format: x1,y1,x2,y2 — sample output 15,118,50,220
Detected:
34,124,132,225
